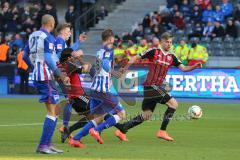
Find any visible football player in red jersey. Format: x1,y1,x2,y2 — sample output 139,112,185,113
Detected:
115,32,202,141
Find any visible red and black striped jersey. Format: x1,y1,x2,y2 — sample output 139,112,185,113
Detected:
140,48,181,86
58,62,85,99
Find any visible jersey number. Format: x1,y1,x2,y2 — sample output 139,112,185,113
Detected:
29,36,39,54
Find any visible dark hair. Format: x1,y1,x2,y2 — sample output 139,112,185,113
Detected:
160,32,173,40
59,48,73,63
56,23,71,33
102,29,114,41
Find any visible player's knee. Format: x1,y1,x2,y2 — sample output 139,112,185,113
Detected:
166,98,178,109
94,114,105,124
117,110,126,120
142,110,153,120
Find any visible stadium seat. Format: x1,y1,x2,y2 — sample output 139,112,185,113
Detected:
225,49,235,56
201,37,211,43
212,37,222,42
175,30,184,36
207,49,213,56
234,49,240,56
212,43,224,50
212,49,224,56
190,37,200,42
224,43,234,50
224,37,234,43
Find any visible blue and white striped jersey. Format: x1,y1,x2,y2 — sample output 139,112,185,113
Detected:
91,46,114,93
55,36,68,59
28,28,57,81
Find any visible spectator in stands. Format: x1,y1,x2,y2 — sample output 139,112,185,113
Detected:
180,0,192,18
233,3,240,22
173,11,185,30
7,5,22,33
0,38,10,63
203,21,214,37
212,21,225,38
213,5,225,23
169,4,179,16
174,39,190,65
96,5,108,21
22,17,35,35
188,22,203,38
136,38,149,54
0,8,3,32
151,24,162,37
132,24,144,42
151,37,160,48
16,50,29,94
21,6,30,22
37,1,58,28
161,12,173,30
225,19,238,38
220,0,233,19
125,40,137,60
142,14,151,29
167,0,180,9
122,32,134,42
1,1,14,32
31,3,41,26
188,41,208,66
152,11,162,24
202,4,214,23
65,5,76,27
10,34,24,50
191,5,202,24
197,0,211,10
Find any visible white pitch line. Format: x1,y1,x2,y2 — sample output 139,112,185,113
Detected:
0,122,73,127
0,123,43,127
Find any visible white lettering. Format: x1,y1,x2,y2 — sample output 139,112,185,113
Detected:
185,75,197,92
172,75,183,91
225,76,240,92
210,76,225,92
197,76,211,92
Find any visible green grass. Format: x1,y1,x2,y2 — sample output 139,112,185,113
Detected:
0,98,240,160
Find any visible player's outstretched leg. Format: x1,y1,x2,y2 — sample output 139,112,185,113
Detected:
89,114,121,144
69,120,97,148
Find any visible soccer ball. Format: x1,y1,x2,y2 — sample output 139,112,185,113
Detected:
188,105,203,119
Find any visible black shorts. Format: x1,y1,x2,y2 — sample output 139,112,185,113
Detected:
142,85,172,112
71,95,90,115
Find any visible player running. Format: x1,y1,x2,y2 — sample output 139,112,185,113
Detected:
68,29,126,148
23,14,70,154
54,23,88,131
57,47,93,143
115,32,202,141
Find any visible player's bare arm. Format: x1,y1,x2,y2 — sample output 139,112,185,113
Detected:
178,63,202,72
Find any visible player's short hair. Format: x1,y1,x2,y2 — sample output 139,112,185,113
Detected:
102,29,114,42
160,32,173,40
60,48,73,63
41,14,55,25
56,23,71,33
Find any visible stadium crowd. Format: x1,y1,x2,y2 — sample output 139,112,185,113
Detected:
113,0,240,67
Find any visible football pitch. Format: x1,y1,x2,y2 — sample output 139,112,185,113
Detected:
0,98,240,160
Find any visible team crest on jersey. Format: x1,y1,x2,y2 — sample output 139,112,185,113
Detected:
167,55,172,61
57,44,62,49
49,43,54,49
105,52,111,58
